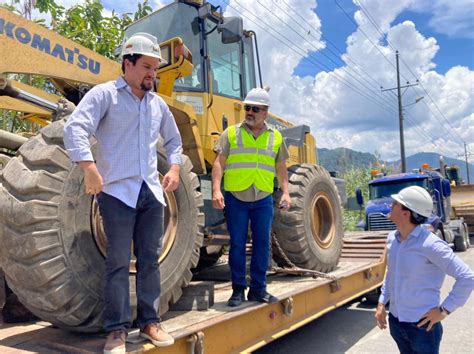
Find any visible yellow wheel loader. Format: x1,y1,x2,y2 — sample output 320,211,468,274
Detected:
0,0,344,332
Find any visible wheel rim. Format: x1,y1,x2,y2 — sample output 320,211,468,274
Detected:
90,177,179,267
310,191,336,249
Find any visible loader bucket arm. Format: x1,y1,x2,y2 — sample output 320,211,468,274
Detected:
0,8,121,86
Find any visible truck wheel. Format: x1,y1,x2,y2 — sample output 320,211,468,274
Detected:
272,164,343,272
363,286,382,305
195,246,224,269
454,222,470,252
463,223,471,248
0,120,203,332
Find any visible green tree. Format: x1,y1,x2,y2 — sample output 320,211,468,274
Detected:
342,167,371,231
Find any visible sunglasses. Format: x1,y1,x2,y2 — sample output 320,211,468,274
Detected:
244,105,267,113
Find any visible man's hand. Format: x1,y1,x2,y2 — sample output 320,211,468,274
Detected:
279,192,292,210
79,161,103,195
417,307,445,331
162,164,180,192
212,190,225,209
375,303,387,329
211,153,226,209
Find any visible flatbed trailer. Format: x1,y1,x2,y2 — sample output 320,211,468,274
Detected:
0,231,388,353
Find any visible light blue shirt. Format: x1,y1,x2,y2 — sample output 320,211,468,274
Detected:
379,225,474,322
63,76,182,208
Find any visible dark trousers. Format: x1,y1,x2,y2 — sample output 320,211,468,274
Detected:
389,313,443,354
224,192,273,293
97,183,164,332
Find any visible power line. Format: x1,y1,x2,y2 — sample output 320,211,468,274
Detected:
356,0,465,146
334,0,397,72
327,1,465,158
404,111,453,157
232,1,449,159
255,0,398,110
274,0,390,92
410,74,465,144
357,0,397,52
225,0,465,160
226,0,400,113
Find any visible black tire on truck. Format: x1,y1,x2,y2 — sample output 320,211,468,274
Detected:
195,245,224,269
454,222,470,252
0,120,203,332
272,164,343,272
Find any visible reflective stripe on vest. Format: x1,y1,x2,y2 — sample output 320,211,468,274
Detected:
224,125,282,193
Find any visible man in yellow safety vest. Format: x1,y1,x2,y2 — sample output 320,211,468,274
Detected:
212,87,292,306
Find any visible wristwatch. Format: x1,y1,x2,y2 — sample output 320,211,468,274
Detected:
439,306,450,318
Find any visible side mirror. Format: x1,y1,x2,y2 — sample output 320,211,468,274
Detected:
356,188,364,206
441,179,451,197
218,16,243,44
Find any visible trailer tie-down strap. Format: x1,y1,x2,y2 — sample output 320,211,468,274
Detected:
270,233,337,281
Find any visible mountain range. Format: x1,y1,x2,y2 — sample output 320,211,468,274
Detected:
317,148,473,183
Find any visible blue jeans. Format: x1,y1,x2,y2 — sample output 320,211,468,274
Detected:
97,182,164,332
389,313,443,354
224,192,273,293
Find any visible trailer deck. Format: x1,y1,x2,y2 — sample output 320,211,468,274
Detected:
0,231,388,353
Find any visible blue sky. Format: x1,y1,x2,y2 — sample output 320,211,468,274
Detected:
293,1,474,78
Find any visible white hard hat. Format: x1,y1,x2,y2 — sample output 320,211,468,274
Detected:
391,186,433,218
120,32,167,64
244,87,270,106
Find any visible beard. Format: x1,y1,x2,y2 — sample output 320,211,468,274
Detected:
140,79,154,91
245,114,256,126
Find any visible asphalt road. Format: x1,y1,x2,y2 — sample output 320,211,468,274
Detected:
255,237,474,354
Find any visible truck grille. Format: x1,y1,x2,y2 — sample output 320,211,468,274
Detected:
368,213,396,231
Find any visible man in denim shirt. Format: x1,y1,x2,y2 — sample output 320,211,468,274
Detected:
375,186,474,353
64,33,182,354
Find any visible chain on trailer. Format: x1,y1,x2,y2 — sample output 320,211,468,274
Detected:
270,233,337,281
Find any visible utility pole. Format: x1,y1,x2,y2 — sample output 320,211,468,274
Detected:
381,51,418,173
395,52,405,173
464,142,472,184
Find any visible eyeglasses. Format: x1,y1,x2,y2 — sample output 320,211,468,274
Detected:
244,105,267,113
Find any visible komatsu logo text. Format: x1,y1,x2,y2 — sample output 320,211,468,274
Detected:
0,17,101,75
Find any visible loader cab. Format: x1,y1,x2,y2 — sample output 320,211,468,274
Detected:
122,1,256,100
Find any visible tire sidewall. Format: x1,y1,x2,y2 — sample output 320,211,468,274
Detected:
303,173,344,264
157,153,199,288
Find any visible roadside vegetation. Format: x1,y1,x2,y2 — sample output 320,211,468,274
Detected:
342,167,371,231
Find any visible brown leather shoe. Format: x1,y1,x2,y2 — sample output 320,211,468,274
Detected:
140,322,174,347
103,330,126,354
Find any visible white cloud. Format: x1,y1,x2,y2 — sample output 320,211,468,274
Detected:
225,0,473,162
411,0,474,39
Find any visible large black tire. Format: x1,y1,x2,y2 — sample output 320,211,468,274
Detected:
0,120,203,332
273,164,343,272
454,222,470,252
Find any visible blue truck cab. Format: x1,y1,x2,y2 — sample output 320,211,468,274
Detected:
357,169,470,251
